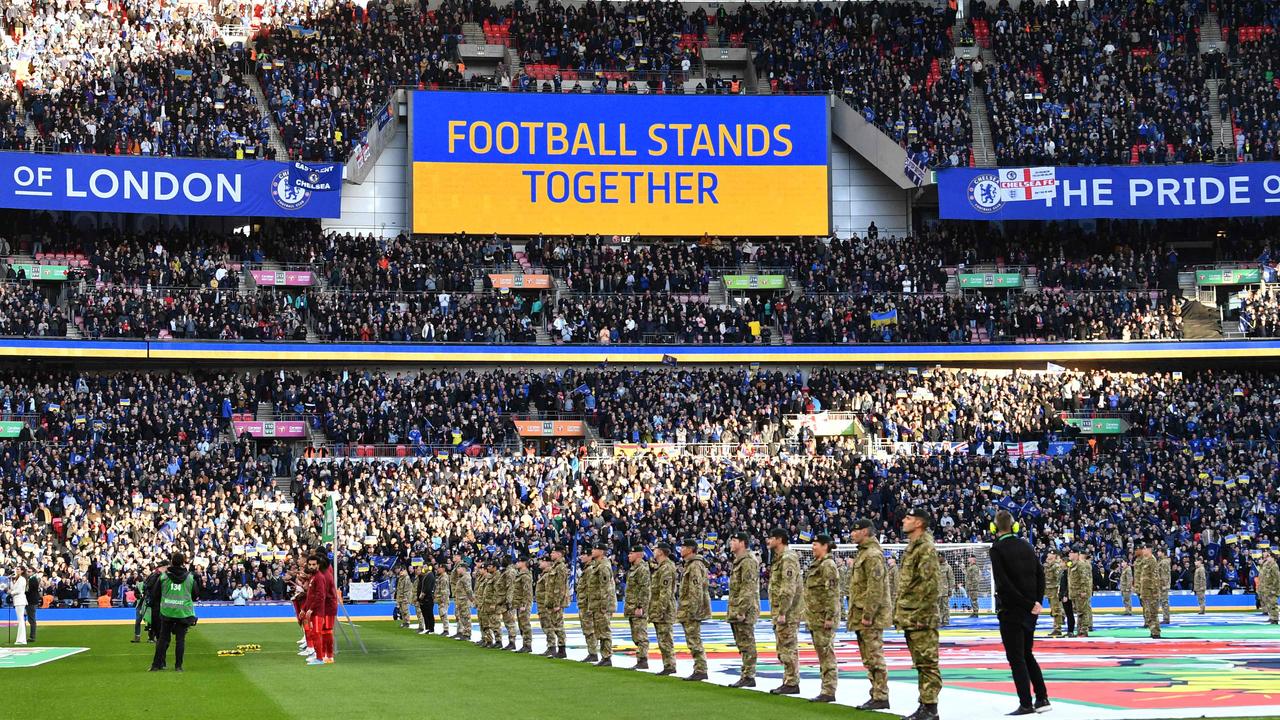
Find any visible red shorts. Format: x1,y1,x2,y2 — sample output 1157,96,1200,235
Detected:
311,615,334,633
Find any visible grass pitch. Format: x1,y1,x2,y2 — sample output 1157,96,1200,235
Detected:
6,621,882,720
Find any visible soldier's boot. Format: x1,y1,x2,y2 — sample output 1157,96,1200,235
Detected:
505,641,517,651
634,659,649,670
595,656,612,667
730,677,756,688
685,671,708,682
582,654,599,663
858,699,891,711
520,643,533,653
906,704,940,720
769,684,800,695
657,666,676,676
809,694,835,703
556,647,568,659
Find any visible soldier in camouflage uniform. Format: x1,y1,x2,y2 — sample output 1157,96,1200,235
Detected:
965,557,982,618
650,543,678,675
936,554,953,627
513,556,534,652
1134,544,1161,638
577,549,597,662
803,533,841,703
1157,550,1171,624
1068,548,1093,637
434,564,451,636
450,555,473,641
394,566,414,628
624,544,652,670
1119,560,1133,615
1044,552,1065,637
536,557,552,654
478,562,499,647
847,518,891,710
472,563,490,645
677,538,712,681
1193,558,1207,615
545,547,569,657
887,556,899,617
895,508,941,720
765,528,802,695
838,557,852,623
727,532,760,688
498,560,517,649
1259,551,1280,624
586,541,617,666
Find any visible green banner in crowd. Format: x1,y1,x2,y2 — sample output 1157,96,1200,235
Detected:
9,264,69,281
723,275,787,290
1064,417,1129,434
0,421,25,438
1196,268,1261,286
957,272,1024,289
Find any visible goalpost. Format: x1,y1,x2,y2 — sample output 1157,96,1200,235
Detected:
790,542,994,614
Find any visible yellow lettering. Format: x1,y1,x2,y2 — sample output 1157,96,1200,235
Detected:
691,124,714,157
495,121,519,155
597,123,615,156
547,123,569,155
519,121,544,154
469,121,493,154
773,124,793,157
648,124,668,156
447,120,466,153
746,124,770,156
572,123,596,155
718,124,742,157
668,123,692,156
618,124,636,156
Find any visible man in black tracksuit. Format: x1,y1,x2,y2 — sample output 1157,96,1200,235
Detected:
989,510,1050,715
416,566,436,634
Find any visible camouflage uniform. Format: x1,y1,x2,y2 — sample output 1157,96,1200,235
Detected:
728,550,761,681
838,559,852,622
936,555,953,626
1193,563,1207,614
1119,563,1133,615
394,572,414,627
498,565,517,646
804,553,841,696
535,567,551,648
544,559,569,651
577,560,596,656
1258,555,1280,624
477,569,497,644
887,561,899,616
1135,553,1161,637
650,556,678,672
514,565,534,647
434,569,452,635
677,553,712,675
769,547,803,687
624,558,651,664
451,564,473,639
847,536,891,702
586,555,617,660
895,531,941,705
1045,557,1065,634
964,561,982,617
1158,555,1171,624
1068,558,1093,635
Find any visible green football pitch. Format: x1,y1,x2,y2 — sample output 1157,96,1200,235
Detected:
5,622,881,719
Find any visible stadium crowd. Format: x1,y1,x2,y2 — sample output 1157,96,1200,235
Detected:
71,286,308,340
312,290,540,343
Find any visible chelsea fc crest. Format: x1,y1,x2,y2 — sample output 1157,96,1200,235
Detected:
966,173,1005,214
270,170,312,211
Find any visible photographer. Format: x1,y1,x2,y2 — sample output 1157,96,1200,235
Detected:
989,510,1050,715
150,553,201,672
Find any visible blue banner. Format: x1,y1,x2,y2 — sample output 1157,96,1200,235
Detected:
0,153,341,218
939,163,1280,220
288,162,340,192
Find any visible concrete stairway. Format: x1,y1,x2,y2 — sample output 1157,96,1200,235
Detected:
244,75,289,160
1206,79,1234,151
969,86,997,167
462,22,485,45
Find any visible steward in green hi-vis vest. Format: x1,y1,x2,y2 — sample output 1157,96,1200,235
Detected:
160,575,195,619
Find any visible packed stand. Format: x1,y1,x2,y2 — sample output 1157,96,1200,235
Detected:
311,290,540,343
736,0,970,168
974,0,1213,166
549,293,770,345
71,286,308,340
0,282,65,337
530,235,739,294
1220,0,1280,161
275,232,509,292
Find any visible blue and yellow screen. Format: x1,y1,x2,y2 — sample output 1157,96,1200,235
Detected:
411,92,829,236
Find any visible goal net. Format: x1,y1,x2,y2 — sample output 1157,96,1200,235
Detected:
790,542,994,615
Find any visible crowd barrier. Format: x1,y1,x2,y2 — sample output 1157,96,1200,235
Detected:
4,338,1280,364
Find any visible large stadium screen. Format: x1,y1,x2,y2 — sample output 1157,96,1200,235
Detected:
410,92,829,236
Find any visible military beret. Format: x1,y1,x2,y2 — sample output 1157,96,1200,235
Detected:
767,527,789,542
657,543,674,556
593,541,610,551
905,507,933,527
518,555,530,563
730,531,750,544
852,517,876,532
680,538,698,549
814,533,834,546
630,544,647,554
